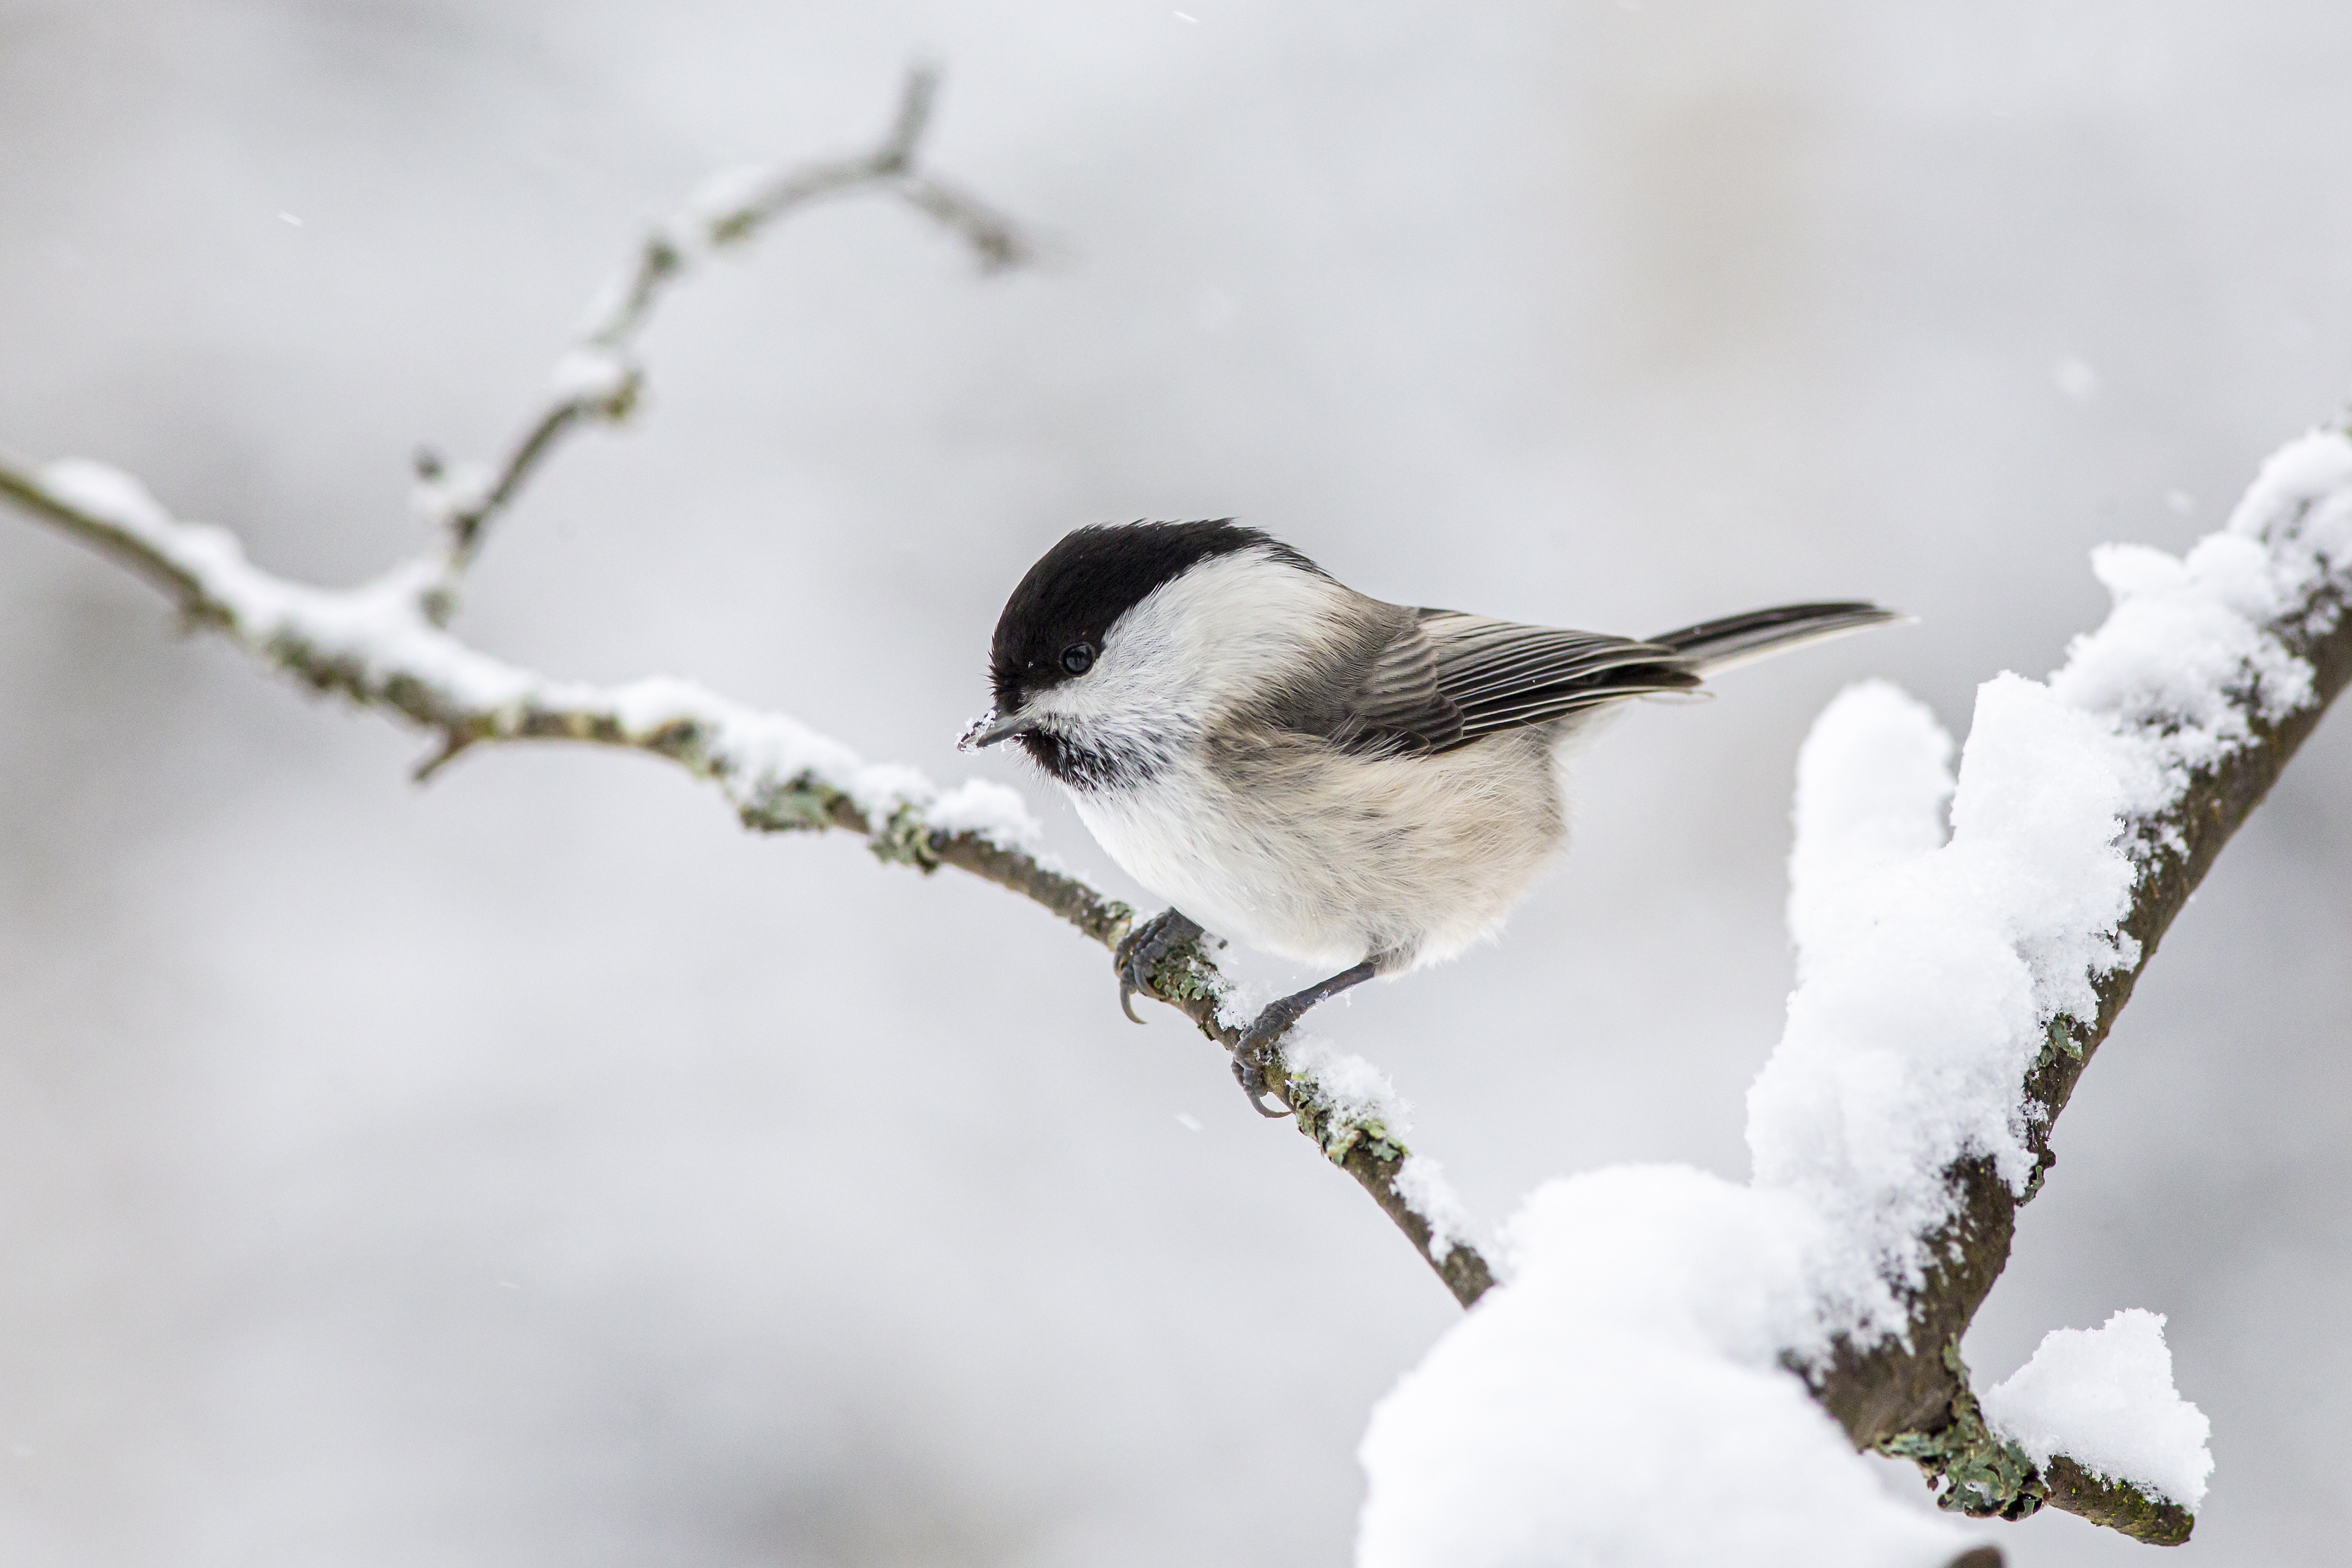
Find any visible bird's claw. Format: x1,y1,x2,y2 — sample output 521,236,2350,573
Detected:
1113,909,1204,1026
1230,1006,1301,1119
1114,909,1303,1118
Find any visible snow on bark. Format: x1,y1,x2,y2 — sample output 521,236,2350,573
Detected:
1355,425,2352,1565
1275,1031,1413,1137
26,458,1037,854
1358,1169,1987,1568
1982,1310,2212,1510
1393,1154,1479,1268
1749,668,2156,1334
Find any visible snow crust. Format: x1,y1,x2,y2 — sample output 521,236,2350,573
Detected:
32,459,1038,854
1357,426,2352,1566
1749,671,2157,1330
2052,434,2347,757
1259,1011,1483,1270
1393,1154,1479,1266
678,163,778,249
1982,1310,2212,1508
1359,1169,1982,1568
546,347,635,405
1276,1029,1413,1137
922,779,1044,848
1782,680,1953,976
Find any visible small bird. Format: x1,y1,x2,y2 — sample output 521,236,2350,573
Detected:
964,521,1897,1115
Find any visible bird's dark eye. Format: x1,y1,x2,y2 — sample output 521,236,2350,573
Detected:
1060,642,1096,676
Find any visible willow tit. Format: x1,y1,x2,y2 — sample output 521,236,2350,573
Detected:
964,521,1896,1115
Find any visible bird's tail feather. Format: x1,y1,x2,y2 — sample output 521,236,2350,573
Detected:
1647,601,1904,677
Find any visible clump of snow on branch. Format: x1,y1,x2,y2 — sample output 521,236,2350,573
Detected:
408,459,496,534
28,459,1037,853
677,164,781,248
1749,671,2157,1327
1358,1168,1986,1568
2056,430,2352,754
923,779,1044,848
1393,1155,1479,1265
1277,1030,1413,1136
40,458,186,545
1982,1310,2213,1509
546,348,636,406
1781,680,1953,976
1357,424,2352,1564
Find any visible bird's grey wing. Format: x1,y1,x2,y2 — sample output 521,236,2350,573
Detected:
1424,612,1702,745
1320,612,1466,753
1328,610,1700,755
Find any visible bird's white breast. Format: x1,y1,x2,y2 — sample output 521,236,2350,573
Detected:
1072,725,1573,973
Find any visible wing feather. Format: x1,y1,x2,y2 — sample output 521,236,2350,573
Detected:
1324,614,1464,752
1321,600,1893,755
1421,613,1698,745
1328,610,1696,755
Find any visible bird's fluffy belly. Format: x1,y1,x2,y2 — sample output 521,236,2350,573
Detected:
1071,728,1568,972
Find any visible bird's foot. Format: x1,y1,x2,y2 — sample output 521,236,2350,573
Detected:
1114,909,1205,1024
1224,959,1379,1120
1230,1000,1306,1119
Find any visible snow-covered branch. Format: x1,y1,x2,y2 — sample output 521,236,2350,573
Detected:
1360,426,2352,1566
0,73,1493,1316
416,64,1025,588
7,64,2347,1568
1797,429,2352,1539
1114,923,1497,1304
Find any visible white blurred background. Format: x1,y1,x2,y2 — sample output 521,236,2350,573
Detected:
1,2,2346,1563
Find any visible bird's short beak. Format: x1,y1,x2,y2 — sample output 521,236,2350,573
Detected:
959,707,1038,751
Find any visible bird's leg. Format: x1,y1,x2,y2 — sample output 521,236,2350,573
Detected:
1114,908,1206,1024
1231,960,1379,1119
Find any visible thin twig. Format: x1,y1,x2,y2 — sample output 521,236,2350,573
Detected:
422,63,1028,589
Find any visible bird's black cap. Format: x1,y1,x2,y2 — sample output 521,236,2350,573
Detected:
987,520,1317,712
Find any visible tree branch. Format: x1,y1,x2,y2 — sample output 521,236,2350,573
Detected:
0,71,1492,1314
415,63,1027,591
1803,429,2352,1542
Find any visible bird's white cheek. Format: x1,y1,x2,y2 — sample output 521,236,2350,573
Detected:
1027,662,1196,754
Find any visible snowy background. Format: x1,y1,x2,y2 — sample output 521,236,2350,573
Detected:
2,1,2348,1564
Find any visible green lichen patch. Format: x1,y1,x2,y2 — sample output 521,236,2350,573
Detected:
736,773,841,834
2041,1457,2194,1546
864,804,944,869
1878,1342,2046,1522
1139,936,1232,1028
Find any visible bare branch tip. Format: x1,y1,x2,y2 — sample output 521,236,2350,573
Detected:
411,731,477,785
882,63,943,171
974,228,1032,275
